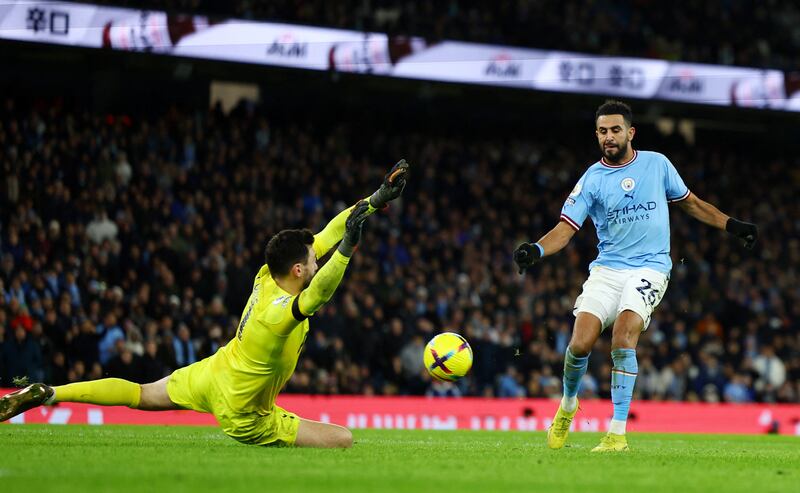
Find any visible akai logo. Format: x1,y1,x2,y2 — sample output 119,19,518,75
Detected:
266,33,308,58
485,52,521,78
666,68,704,94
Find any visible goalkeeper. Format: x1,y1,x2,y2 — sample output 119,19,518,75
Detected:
0,160,410,448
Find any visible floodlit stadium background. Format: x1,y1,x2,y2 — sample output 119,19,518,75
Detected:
1,0,799,433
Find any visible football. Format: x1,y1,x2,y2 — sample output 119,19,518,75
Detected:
423,332,473,381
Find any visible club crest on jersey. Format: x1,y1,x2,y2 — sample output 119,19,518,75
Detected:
620,177,636,192
569,182,583,197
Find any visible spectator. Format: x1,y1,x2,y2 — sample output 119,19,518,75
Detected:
172,323,197,367
724,374,754,403
106,347,144,383
752,344,787,401
69,319,101,368
199,324,224,358
86,211,119,244
426,380,463,398
141,340,166,383
10,305,33,333
49,351,70,386
693,353,728,397
1,326,43,383
115,152,133,187
398,335,426,394
497,366,526,398
124,322,145,357
658,357,689,401
98,313,125,366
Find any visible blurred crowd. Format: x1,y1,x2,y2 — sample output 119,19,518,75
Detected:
0,96,798,404
88,0,800,70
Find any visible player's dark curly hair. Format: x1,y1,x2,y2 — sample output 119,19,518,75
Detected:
596,100,633,126
265,229,315,277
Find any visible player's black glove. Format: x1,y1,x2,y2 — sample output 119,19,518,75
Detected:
338,201,371,257
726,218,758,250
513,242,543,274
369,159,410,209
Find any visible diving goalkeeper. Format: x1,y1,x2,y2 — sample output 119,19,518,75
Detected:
0,160,410,448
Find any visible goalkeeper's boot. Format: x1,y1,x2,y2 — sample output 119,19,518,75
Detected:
546,399,579,449
591,432,629,452
0,384,54,422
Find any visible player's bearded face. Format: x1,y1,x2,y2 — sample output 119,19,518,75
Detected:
596,115,634,163
300,246,318,289
601,137,628,161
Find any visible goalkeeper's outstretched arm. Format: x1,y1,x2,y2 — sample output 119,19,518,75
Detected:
311,202,368,259
311,159,409,259
293,202,370,324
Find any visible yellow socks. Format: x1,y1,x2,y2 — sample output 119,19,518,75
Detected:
53,378,142,409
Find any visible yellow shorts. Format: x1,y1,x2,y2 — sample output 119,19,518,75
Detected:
167,357,301,447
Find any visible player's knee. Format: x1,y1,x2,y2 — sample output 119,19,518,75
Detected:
137,383,155,410
568,342,592,357
568,329,594,356
138,377,176,410
570,311,602,356
610,327,637,349
610,336,634,350
568,334,594,356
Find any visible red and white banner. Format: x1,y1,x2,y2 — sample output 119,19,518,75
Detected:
3,390,800,435
0,1,797,110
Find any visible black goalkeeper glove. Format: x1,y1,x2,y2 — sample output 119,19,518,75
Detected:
513,242,543,274
726,218,758,250
338,201,372,257
369,159,410,209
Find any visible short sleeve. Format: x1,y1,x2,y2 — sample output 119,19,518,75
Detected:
664,157,690,203
560,172,592,231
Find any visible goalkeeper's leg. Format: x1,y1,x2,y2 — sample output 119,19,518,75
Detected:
295,418,353,448
0,376,180,422
51,375,180,410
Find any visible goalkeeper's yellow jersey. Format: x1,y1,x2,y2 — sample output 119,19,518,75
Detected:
208,262,309,414
204,202,364,415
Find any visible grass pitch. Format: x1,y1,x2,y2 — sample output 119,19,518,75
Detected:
1,425,798,493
